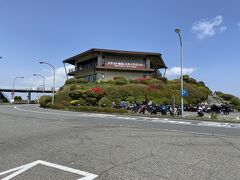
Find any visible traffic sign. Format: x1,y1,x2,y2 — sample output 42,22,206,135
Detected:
181,89,188,97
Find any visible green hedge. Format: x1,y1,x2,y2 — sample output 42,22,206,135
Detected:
98,97,112,107
76,78,88,83
65,78,76,85
69,106,128,113
39,95,52,108
114,78,128,85
69,90,82,100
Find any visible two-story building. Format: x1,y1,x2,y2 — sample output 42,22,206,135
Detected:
63,48,167,82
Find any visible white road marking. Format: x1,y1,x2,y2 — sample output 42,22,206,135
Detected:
150,128,240,138
116,116,137,120
0,160,98,180
198,122,234,128
14,106,117,119
14,105,240,130
0,161,39,180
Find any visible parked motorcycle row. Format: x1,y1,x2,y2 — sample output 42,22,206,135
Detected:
112,100,182,116
187,104,231,117
112,100,232,117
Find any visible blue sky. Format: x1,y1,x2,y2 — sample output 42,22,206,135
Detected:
0,0,240,99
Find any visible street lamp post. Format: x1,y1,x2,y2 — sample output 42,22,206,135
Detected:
33,74,45,95
39,61,55,106
12,76,24,101
175,28,184,117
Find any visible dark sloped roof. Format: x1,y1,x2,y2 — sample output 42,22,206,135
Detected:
63,48,167,68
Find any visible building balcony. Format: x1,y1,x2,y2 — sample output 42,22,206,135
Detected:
68,68,76,76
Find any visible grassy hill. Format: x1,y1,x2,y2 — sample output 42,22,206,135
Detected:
39,75,215,108
39,75,240,112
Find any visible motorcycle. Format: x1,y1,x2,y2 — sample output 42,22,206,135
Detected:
197,108,204,117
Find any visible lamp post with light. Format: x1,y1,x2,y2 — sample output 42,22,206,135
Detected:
12,76,24,101
33,74,45,95
39,61,55,106
175,28,184,117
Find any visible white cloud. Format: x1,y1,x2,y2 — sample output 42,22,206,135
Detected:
21,65,74,89
219,26,227,33
166,67,196,77
192,15,226,39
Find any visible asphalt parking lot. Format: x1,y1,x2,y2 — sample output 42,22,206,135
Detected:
1,104,240,180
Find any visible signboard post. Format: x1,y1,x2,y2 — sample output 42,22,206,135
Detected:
181,89,188,97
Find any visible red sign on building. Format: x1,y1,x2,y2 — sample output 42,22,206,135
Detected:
105,61,145,69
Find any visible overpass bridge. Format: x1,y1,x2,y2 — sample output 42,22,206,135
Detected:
0,88,56,103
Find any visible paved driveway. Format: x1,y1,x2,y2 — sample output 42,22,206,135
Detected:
0,104,240,180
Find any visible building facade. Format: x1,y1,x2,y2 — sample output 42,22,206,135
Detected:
63,48,167,82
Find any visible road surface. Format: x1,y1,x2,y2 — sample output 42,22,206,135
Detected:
0,104,240,180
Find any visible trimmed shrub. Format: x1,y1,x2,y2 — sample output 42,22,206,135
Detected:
136,96,145,103
69,98,87,106
70,100,80,106
78,98,88,106
113,76,125,80
98,97,112,107
69,84,78,91
98,79,114,84
150,83,166,89
69,106,128,114
183,75,189,82
148,78,161,84
158,77,168,83
55,90,71,107
129,79,140,84
76,78,88,83
105,86,130,101
85,89,96,97
160,97,171,105
135,77,150,84
69,90,82,100
70,98,88,106
46,102,52,108
59,86,64,91
85,97,98,106
91,87,104,96
113,76,128,85
126,96,135,103
65,78,76,85
189,78,198,84
151,98,161,104
114,78,128,85
39,95,52,108
90,88,104,102
197,81,206,87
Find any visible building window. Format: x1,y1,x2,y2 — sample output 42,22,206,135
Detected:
102,56,105,66
77,58,97,71
143,58,146,68
82,74,97,82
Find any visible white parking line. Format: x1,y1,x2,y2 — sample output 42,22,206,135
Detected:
0,160,98,180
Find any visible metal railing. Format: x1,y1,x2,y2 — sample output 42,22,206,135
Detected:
68,68,76,73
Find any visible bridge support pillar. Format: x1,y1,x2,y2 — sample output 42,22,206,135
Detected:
0,92,3,103
27,91,31,103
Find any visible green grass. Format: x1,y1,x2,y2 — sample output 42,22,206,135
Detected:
39,76,239,113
